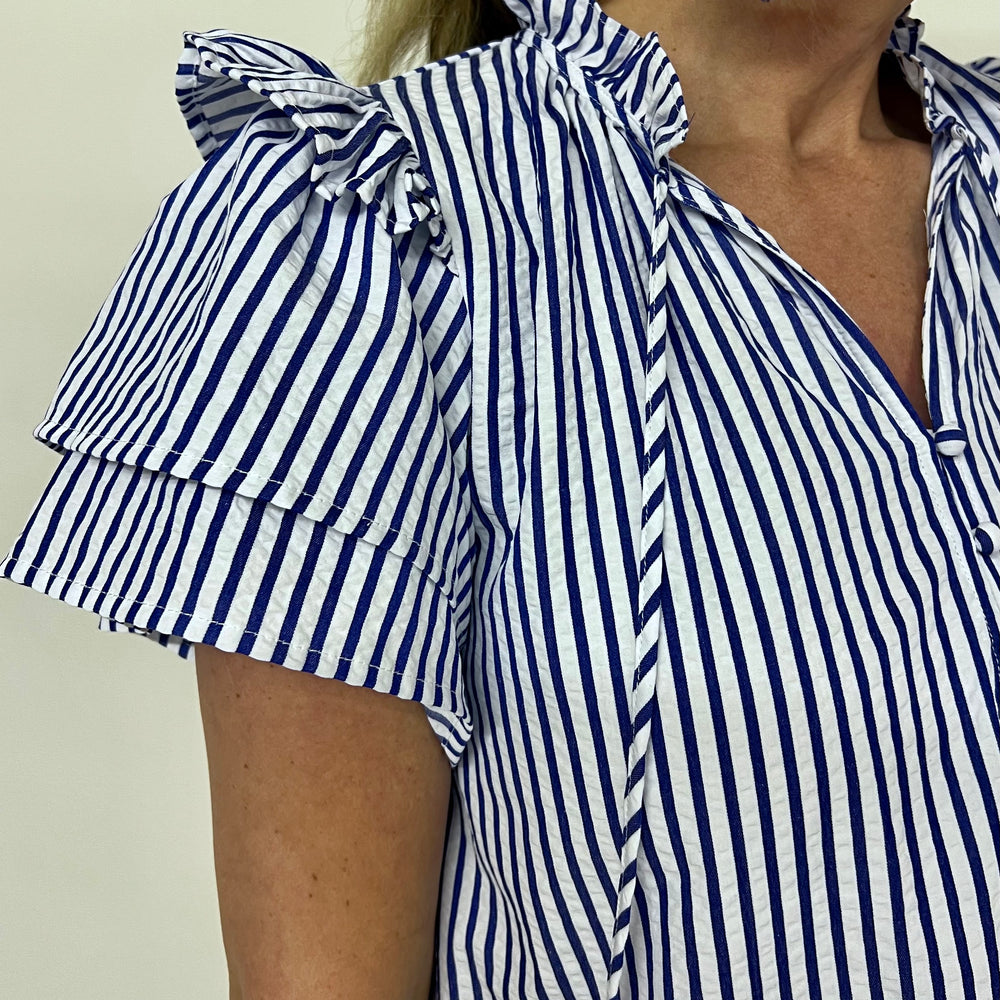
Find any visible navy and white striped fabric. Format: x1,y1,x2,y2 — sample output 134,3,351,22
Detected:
4,2,1000,997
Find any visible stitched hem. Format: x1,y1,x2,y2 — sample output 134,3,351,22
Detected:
31,424,454,599
2,555,460,700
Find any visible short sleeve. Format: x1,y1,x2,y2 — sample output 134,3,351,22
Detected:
0,30,477,767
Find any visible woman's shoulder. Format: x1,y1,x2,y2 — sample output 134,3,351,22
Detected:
175,27,491,258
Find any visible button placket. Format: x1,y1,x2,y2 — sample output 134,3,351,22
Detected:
930,426,1000,557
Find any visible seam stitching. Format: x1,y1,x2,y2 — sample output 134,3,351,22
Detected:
10,559,458,698
43,433,467,603
44,427,425,546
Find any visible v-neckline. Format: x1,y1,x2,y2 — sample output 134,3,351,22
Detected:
664,134,966,440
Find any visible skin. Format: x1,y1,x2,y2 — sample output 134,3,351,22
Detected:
194,645,452,999
596,0,921,166
595,0,937,429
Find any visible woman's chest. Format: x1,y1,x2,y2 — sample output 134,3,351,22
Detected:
670,142,936,429
466,137,951,556
462,134,1000,764
772,205,933,429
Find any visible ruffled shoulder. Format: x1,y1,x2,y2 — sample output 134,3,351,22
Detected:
968,55,1000,83
176,28,451,257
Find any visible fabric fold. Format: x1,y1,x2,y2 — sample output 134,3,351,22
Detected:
176,29,452,257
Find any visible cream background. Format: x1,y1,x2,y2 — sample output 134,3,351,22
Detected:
1,2,997,996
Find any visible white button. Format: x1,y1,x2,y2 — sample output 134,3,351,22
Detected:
954,124,969,142
934,423,967,457
974,523,1000,555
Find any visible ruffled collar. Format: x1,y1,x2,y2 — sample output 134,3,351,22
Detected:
501,0,978,163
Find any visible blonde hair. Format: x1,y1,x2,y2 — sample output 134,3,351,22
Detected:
351,0,521,87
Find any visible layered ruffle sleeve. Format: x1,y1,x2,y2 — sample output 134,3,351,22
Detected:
1,29,475,767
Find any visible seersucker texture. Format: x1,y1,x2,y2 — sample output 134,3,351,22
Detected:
4,3,1000,997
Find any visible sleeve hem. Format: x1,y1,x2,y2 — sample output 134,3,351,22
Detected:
1,555,473,768
2,555,460,697
30,425,457,609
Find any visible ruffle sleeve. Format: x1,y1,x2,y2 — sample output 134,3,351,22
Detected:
968,55,1000,81
1,30,476,767
176,28,453,257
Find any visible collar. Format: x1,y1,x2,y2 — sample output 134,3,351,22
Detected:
502,0,990,167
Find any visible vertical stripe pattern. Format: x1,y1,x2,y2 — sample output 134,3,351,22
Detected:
3,3,1000,997
604,164,673,1000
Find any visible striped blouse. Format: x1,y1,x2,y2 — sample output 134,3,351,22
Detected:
4,1,1000,997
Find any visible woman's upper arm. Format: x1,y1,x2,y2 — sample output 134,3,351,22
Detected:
194,642,453,1000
